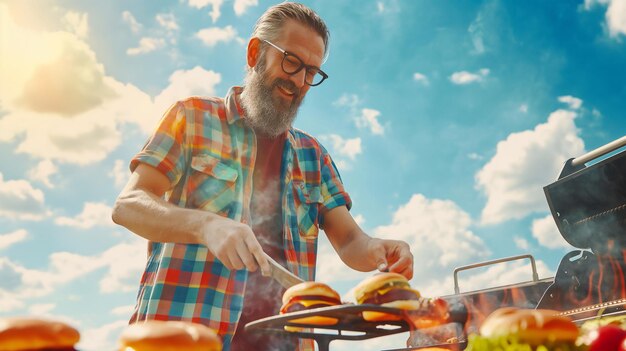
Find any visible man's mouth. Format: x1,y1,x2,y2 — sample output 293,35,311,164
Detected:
276,85,295,98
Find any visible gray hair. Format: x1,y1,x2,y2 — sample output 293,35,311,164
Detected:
251,2,330,60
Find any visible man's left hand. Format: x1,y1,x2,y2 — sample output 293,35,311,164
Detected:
368,238,414,279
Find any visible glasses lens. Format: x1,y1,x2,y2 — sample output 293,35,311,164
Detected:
307,70,324,86
281,54,302,74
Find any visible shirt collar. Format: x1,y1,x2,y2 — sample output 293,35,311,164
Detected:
225,86,245,125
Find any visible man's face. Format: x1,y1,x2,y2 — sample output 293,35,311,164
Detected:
241,20,325,137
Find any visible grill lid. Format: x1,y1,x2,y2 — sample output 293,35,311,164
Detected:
544,136,626,250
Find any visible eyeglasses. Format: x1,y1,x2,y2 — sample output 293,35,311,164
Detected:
262,39,328,87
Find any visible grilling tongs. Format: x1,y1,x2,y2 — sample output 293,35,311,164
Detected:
262,252,304,288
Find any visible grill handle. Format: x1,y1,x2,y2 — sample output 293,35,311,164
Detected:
571,135,626,167
453,254,539,294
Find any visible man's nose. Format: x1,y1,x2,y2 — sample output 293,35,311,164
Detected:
288,68,307,89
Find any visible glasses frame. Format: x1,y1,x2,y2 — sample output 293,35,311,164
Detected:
262,39,328,87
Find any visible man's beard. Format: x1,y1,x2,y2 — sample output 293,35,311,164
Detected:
240,60,305,137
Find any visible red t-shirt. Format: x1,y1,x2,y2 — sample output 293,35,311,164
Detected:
230,133,298,350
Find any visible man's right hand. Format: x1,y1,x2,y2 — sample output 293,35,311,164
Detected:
203,216,270,274
112,163,270,274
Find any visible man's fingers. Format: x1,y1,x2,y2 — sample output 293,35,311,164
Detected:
245,235,269,275
387,252,414,279
236,242,258,272
227,251,245,271
371,240,388,272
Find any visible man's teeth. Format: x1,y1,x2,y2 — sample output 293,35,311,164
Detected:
279,86,293,95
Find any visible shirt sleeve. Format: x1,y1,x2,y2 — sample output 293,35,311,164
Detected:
130,101,188,185
318,145,352,227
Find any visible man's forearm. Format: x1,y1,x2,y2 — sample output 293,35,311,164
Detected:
335,229,379,272
112,188,212,245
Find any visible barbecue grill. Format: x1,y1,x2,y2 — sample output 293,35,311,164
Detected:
246,135,626,350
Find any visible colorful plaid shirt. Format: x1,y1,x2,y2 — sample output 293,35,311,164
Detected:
128,86,351,350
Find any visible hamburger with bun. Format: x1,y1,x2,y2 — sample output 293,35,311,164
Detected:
118,320,222,351
465,307,580,351
354,272,449,326
280,281,342,326
0,317,80,351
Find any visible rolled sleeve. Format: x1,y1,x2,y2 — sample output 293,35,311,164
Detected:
130,101,188,185
318,151,352,228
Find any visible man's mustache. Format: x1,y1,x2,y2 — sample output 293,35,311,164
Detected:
273,78,300,100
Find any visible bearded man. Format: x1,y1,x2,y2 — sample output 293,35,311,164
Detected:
112,2,414,350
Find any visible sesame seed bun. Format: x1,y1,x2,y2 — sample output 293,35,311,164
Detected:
0,317,80,351
118,320,222,351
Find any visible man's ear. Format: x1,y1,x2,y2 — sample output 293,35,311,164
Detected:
247,37,261,68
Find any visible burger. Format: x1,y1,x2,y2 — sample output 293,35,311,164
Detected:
465,307,580,351
280,281,342,326
354,272,448,325
0,317,80,351
118,320,222,351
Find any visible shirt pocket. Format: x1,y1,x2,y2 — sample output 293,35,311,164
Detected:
293,180,323,239
188,154,238,215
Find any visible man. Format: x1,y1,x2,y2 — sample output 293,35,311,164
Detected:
112,2,413,350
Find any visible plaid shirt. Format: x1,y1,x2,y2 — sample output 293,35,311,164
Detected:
129,86,351,350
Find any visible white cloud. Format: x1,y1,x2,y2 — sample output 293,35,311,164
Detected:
233,0,258,16
0,173,48,221
320,134,362,161
0,8,222,164
519,104,529,113
151,66,221,119
156,13,179,31
514,236,530,250
28,303,56,315
0,239,146,313
333,93,361,112
558,95,583,110
127,37,166,55
111,304,135,316
355,108,385,135
376,195,489,279
189,0,223,23
79,320,129,351
122,11,142,33
585,0,626,37
98,241,147,293
353,214,365,226
531,214,572,249
449,68,489,85
63,11,89,39
413,72,429,86
110,159,130,188
375,0,400,14
196,25,237,47
55,202,115,229
28,159,58,188
468,11,486,55
468,152,484,161
0,229,28,250
476,108,585,225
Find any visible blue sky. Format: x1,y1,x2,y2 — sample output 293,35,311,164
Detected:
1,0,625,350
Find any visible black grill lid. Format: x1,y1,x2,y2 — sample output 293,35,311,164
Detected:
544,136,626,250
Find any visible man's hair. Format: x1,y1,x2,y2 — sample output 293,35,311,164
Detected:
251,2,330,59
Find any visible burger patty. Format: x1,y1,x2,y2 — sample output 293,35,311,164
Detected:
281,301,336,314
360,288,421,305
280,294,341,314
